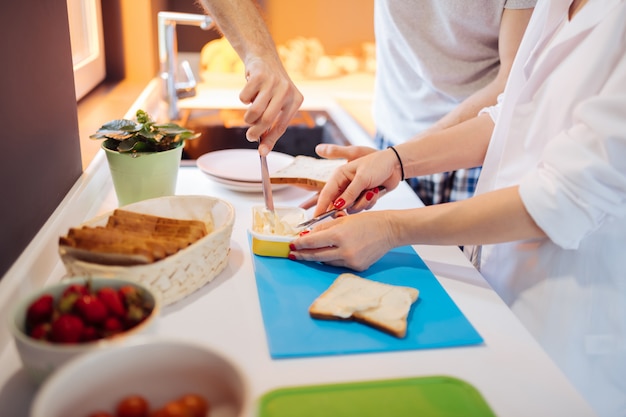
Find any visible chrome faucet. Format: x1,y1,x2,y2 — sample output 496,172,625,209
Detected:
158,11,214,120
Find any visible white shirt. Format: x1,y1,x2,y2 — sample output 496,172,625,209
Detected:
475,0,626,415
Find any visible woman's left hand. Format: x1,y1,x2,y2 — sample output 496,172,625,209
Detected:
288,211,394,271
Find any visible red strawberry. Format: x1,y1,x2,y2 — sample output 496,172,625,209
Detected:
57,283,89,314
103,316,123,335
51,314,84,343
75,294,108,324
29,322,52,340
97,287,126,317
26,294,54,327
62,283,89,298
81,325,99,342
118,285,141,306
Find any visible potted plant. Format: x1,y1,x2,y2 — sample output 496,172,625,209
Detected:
90,109,200,206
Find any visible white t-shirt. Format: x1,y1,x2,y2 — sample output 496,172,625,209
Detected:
373,0,537,144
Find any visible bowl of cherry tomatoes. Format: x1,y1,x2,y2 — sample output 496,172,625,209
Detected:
31,337,249,417
9,276,160,383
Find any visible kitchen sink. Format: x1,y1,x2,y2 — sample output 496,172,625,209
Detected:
178,108,350,160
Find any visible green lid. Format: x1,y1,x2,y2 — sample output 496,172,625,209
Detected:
259,375,496,417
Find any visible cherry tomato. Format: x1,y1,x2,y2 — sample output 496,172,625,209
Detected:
116,394,150,417
177,394,209,417
153,401,190,417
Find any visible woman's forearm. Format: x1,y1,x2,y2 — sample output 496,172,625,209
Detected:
388,186,547,247
396,114,495,179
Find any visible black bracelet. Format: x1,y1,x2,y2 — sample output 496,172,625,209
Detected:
387,146,405,181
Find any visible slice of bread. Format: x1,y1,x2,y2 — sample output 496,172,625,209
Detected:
270,155,346,190
309,273,419,338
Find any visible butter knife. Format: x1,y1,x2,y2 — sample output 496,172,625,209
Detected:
296,186,386,229
260,153,275,213
296,207,340,229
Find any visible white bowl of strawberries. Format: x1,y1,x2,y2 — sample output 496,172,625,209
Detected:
9,276,160,383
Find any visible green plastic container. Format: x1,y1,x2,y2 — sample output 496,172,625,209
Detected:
258,376,496,417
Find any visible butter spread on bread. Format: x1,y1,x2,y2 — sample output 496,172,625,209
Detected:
309,273,419,338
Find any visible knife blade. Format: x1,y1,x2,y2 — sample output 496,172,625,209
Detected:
260,153,275,213
296,186,386,229
296,208,340,229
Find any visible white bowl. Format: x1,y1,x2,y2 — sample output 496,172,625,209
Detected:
59,195,236,305
9,277,160,383
31,337,249,417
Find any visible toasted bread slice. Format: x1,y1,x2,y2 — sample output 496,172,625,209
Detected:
59,210,210,265
309,273,419,338
109,209,209,239
59,242,155,265
270,155,346,190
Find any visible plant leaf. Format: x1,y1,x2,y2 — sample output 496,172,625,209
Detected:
90,109,198,152
102,138,119,150
100,119,142,131
90,130,135,140
131,141,154,152
178,131,202,141
117,137,139,152
153,123,192,135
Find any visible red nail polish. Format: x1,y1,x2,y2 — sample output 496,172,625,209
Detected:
288,253,296,260
289,243,296,251
299,230,310,236
333,198,346,209
373,187,380,194
365,191,374,201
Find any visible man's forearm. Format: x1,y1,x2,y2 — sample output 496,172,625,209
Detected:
197,0,281,66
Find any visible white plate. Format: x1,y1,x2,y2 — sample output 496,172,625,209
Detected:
196,149,295,183
208,174,289,193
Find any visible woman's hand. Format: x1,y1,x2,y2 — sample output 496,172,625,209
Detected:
299,144,379,210
314,148,403,216
289,211,395,271
241,57,303,156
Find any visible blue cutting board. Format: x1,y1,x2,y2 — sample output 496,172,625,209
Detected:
251,239,483,358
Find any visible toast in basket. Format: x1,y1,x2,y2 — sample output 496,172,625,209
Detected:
59,209,209,265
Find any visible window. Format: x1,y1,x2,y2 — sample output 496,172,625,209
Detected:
66,0,105,100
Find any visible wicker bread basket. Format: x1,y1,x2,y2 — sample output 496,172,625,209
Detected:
59,195,235,305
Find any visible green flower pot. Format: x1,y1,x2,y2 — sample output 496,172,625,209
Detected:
103,143,183,206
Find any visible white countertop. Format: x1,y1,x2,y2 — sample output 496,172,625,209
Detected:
0,90,596,417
